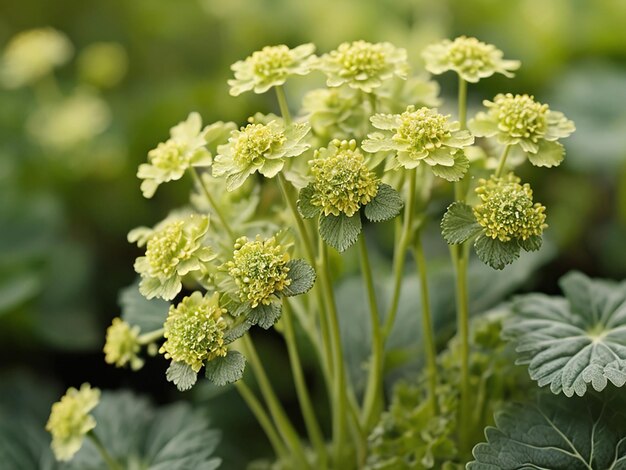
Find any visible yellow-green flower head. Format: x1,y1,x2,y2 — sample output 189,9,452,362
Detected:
317,40,409,93
213,116,310,191
138,113,236,198
309,139,379,217
301,86,367,140
228,43,316,96
103,318,143,370
46,384,100,462
422,36,520,83
77,42,128,89
225,236,291,308
129,214,214,300
474,173,547,242
160,291,227,373
363,105,473,180
1,28,73,89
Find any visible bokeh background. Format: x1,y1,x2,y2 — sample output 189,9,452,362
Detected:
1,0,626,467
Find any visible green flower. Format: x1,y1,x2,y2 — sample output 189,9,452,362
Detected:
138,112,235,198
228,43,316,96
469,93,575,168
46,384,100,462
103,317,143,370
1,28,73,88
160,291,227,373
422,36,520,83
363,105,473,181
129,214,214,300
212,116,310,191
317,40,409,93
225,236,291,308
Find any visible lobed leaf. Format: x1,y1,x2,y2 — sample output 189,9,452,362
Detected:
474,235,520,270
248,302,282,329
440,202,483,245
282,259,316,296
318,212,362,252
363,183,403,223
205,351,246,386
166,361,198,392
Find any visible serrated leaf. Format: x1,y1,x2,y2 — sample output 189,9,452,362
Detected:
319,212,362,252
363,183,403,223
474,235,520,270
119,281,170,332
248,302,282,329
468,393,626,470
282,259,316,296
504,271,626,397
205,351,246,386
297,184,319,219
223,318,252,343
166,361,198,391
430,152,469,182
440,202,482,245
518,234,543,252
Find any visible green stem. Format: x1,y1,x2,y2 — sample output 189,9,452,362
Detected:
235,380,289,460
277,173,316,263
458,77,468,130
275,85,292,125
137,328,164,345
383,168,417,340
282,300,327,468
191,167,236,240
413,233,438,413
87,432,122,470
494,144,511,178
358,233,384,431
242,335,311,469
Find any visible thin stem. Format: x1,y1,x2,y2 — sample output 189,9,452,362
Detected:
191,167,236,240
241,335,311,469
282,300,327,468
458,77,468,130
277,173,316,263
235,380,289,460
275,85,292,125
137,328,164,345
358,233,384,431
382,168,417,340
494,144,511,178
87,432,122,470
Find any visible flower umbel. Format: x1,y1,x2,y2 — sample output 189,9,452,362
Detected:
46,384,100,462
228,43,316,96
104,318,144,370
422,36,520,83
317,40,409,93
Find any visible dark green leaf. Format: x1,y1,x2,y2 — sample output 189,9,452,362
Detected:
518,234,543,252
319,212,362,252
297,184,319,219
205,351,246,386
248,302,282,329
0,272,40,315
363,183,403,222
166,361,198,391
119,281,170,332
474,235,520,270
283,259,316,296
440,202,482,245
223,318,252,343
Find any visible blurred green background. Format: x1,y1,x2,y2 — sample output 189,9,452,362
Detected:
1,0,626,467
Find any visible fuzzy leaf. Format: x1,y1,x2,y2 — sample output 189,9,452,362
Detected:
440,202,483,245
283,259,316,296
474,235,520,270
363,183,404,222
528,140,565,168
518,234,543,252
223,318,252,343
119,281,169,332
319,212,362,252
166,361,198,391
205,351,246,386
504,271,626,397
430,152,469,182
248,302,282,329
297,184,320,219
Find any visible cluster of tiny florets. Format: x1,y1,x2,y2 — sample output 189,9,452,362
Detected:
147,140,189,175
395,106,452,154
103,318,143,370
250,45,295,79
309,140,379,217
160,292,227,373
474,173,547,242
232,122,286,169
487,94,548,144
144,220,194,278
226,236,291,308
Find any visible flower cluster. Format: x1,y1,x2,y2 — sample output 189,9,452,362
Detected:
422,36,520,83
228,43,316,96
160,291,227,373
129,214,213,300
225,236,291,308
46,384,100,461
103,317,143,370
317,40,409,93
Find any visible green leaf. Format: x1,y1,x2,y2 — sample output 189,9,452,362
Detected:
283,259,316,296
473,235,520,270
318,212,362,252
505,271,626,397
223,318,252,343
119,281,170,332
248,302,282,329
518,234,543,252
363,183,403,223
0,272,40,315
166,361,198,391
440,202,482,245
297,184,320,219
205,351,246,386
528,140,565,168
468,393,626,470
430,152,469,182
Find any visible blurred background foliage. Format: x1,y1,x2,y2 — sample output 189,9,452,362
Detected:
1,0,626,468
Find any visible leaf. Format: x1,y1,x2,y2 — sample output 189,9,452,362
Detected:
528,140,565,168
223,318,252,343
468,393,626,470
248,302,282,329
430,152,469,182
363,183,404,223
440,202,483,245
504,271,626,397
282,259,316,296
166,361,198,391
0,272,40,315
518,234,543,252
296,184,319,219
318,212,362,252
119,281,170,332
473,235,520,270
205,351,246,386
